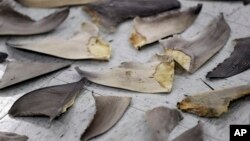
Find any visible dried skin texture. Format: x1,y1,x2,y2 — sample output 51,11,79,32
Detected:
0,2,69,36
173,122,203,141
81,95,131,141
0,61,70,89
207,37,250,79
16,0,98,8
0,131,28,141
145,107,183,141
84,0,181,31
76,55,175,93
130,4,202,49
0,52,8,63
8,79,84,121
7,22,111,60
161,14,231,73
177,85,250,117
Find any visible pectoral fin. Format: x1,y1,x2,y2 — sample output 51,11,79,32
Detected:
145,107,183,141
161,14,231,73
130,4,202,49
81,95,131,141
76,55,175,93
7,22,111,60
0,61,70,89
178,85,250,117
8,79,84,121
0,1,69,35
173,122,203,141
207,37,250,79
84,0,181,31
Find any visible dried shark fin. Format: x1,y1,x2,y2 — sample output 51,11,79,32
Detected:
81,95,131,141
173,122,203,141
8,79,84,121
207,37,250,79
161,14,231,73
76,55,175,93
0,61,70,89
7,22,111,61
16,0,98,8
130,4,202,49
84,0,181,31
145,107,183,141
0,52,8,63
0,2,69,36
0,131,28,141
177,85,250,117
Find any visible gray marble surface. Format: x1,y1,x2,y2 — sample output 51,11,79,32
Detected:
0,0,250,141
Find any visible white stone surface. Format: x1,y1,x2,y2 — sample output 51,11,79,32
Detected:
0,1,250,141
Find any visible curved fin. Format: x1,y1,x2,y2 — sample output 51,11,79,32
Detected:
84,0,181,32
173,122,203,141
8,79,84,121
81,95,131,141
0,61,70,89
7,22,111,60
131,4,202,49
207,37,250,79
178,85,250,117
161,14,231,73
145,107,183,141
75,55,175,93
0,5,69,35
